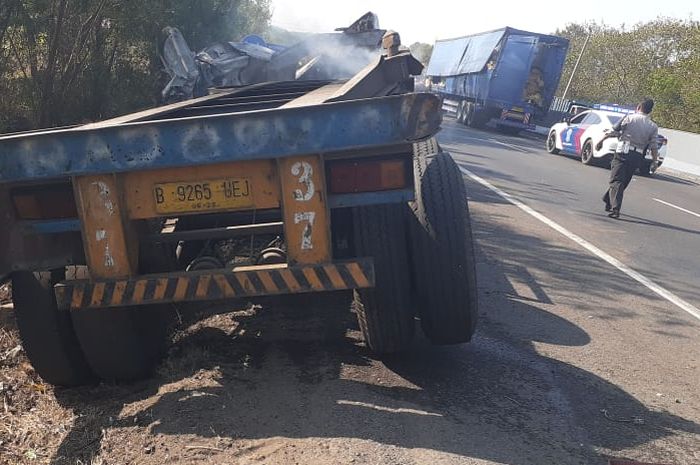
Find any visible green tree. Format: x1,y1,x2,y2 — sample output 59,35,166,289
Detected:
0,0,272,132
555,18,700,132
409,41,433,67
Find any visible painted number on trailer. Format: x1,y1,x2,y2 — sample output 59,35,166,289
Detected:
294,211,316,250
291,161,316,250
291,161,314,202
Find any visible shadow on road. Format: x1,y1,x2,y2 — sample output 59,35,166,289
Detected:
44,153,699,464
618,214,700,236
650,172,699,187
47,218,699,465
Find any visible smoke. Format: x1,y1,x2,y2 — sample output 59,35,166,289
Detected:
296,39,382,80
161,13,388,102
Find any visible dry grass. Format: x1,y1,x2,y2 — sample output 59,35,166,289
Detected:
0,298,252,465
0,304,76,465
0,283,10,304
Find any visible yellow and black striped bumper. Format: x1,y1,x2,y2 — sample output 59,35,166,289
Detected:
54,259,374,310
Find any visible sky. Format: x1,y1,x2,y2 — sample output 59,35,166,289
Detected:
271,0,697,44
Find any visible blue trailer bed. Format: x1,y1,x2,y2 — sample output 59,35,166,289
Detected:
0,45,478,388
0,81,438,183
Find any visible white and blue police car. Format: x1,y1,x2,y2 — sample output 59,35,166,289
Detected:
546,105,667,176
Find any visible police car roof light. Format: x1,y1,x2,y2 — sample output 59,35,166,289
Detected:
593,103,635,114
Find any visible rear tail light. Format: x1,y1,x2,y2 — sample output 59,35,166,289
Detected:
11,183,77,220
328,158,410,194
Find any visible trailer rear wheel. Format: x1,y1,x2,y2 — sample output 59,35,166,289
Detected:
72,304,172,383
351,204,414,353
407,151,478,344
456,101,466,124
466,103,486,129
464,102,474,127
11,270,94,386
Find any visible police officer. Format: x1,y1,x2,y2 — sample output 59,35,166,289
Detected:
600,99,659,218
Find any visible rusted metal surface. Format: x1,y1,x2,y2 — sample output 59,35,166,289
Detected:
0,92,441,183
325,53,423,103
278,155,332,265
73,175,137,279
0,187,83,276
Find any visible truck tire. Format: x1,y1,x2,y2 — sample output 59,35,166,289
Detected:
72,304,172,383
407,150,478,344
466,103,486,129
456,101,466,124
11,270,94,386
581,140,595,165
351,204,414,353
463,102,473,126
546,130,560,154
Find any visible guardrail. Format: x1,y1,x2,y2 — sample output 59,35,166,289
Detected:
658,127,700,178
441,99,459,117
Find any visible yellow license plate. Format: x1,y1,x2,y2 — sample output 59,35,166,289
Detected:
153,178,253,214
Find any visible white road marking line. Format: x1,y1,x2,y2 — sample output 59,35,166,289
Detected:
446,126,529,152
472,137,529,153
477,137,527,152
653,198,700,219
460,166,700,323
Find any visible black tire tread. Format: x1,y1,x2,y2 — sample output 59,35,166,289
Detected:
12,271,94,386
408,151,478,344
72,304,172,383
352,204,414,353
581,140,595,165
456,101,466,124
546,131,560,154
467,104,486,129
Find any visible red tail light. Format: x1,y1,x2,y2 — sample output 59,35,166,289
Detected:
11,183,77,220
328,158,409,194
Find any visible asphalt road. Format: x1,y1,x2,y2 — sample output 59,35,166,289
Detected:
25,118,700,465
436,118,700,462
441,120,700,311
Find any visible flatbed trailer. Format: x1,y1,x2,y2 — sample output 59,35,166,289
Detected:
0,45,478,386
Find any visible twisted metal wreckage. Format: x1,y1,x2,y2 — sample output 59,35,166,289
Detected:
161,12,398,102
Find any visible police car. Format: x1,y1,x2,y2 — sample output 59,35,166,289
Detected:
546,106,667,176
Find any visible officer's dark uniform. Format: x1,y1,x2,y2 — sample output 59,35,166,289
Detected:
602,109,659,217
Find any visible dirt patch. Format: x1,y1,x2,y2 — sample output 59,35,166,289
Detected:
0,293,374,465
1,285,698,465
0,304,75,465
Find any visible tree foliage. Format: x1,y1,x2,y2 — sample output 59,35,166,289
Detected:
0,0,271,132
556,18,700,132
409,41,432,67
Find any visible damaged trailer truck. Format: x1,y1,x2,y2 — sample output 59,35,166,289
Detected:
426,27,569,132
0,24,478,387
